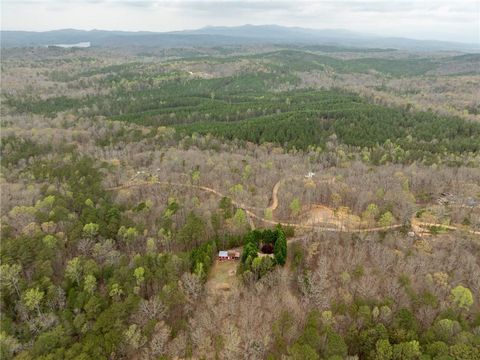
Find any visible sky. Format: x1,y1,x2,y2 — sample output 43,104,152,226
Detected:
2,0,479,44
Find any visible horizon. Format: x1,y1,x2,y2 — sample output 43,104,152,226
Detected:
2,0,479,44
1,24,478,46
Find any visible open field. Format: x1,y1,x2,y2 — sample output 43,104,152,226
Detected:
206,260,239,296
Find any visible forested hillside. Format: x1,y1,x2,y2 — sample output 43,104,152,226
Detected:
5,48,480,165
1,45,479,359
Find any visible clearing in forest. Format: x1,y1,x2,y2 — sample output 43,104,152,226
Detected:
205,259,239,296
300,204,362,229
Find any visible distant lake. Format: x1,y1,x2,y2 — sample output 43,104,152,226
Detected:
50,42,91,48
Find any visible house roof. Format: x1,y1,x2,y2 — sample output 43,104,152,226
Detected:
218,251,229,257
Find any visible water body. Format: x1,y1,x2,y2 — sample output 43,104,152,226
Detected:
50,42,91,48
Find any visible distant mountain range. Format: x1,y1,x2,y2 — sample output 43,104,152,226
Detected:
2,25,478,52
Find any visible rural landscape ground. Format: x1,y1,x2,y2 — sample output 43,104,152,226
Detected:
1,36,480,359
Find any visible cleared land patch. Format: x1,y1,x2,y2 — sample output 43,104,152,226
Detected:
205,259,239,296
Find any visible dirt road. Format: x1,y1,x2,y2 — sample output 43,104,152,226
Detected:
107,180,480,236
266,180,281,212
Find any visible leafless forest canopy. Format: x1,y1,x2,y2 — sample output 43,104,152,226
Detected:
1,44,479,359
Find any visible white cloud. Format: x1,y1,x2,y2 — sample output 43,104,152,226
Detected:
1,0,479,43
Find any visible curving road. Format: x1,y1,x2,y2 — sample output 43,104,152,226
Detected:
266,180,281,212
107,180,479,236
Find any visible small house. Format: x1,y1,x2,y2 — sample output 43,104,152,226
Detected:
218,250,240,261
218,251,229,260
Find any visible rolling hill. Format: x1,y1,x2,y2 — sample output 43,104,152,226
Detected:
2,25,478,52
